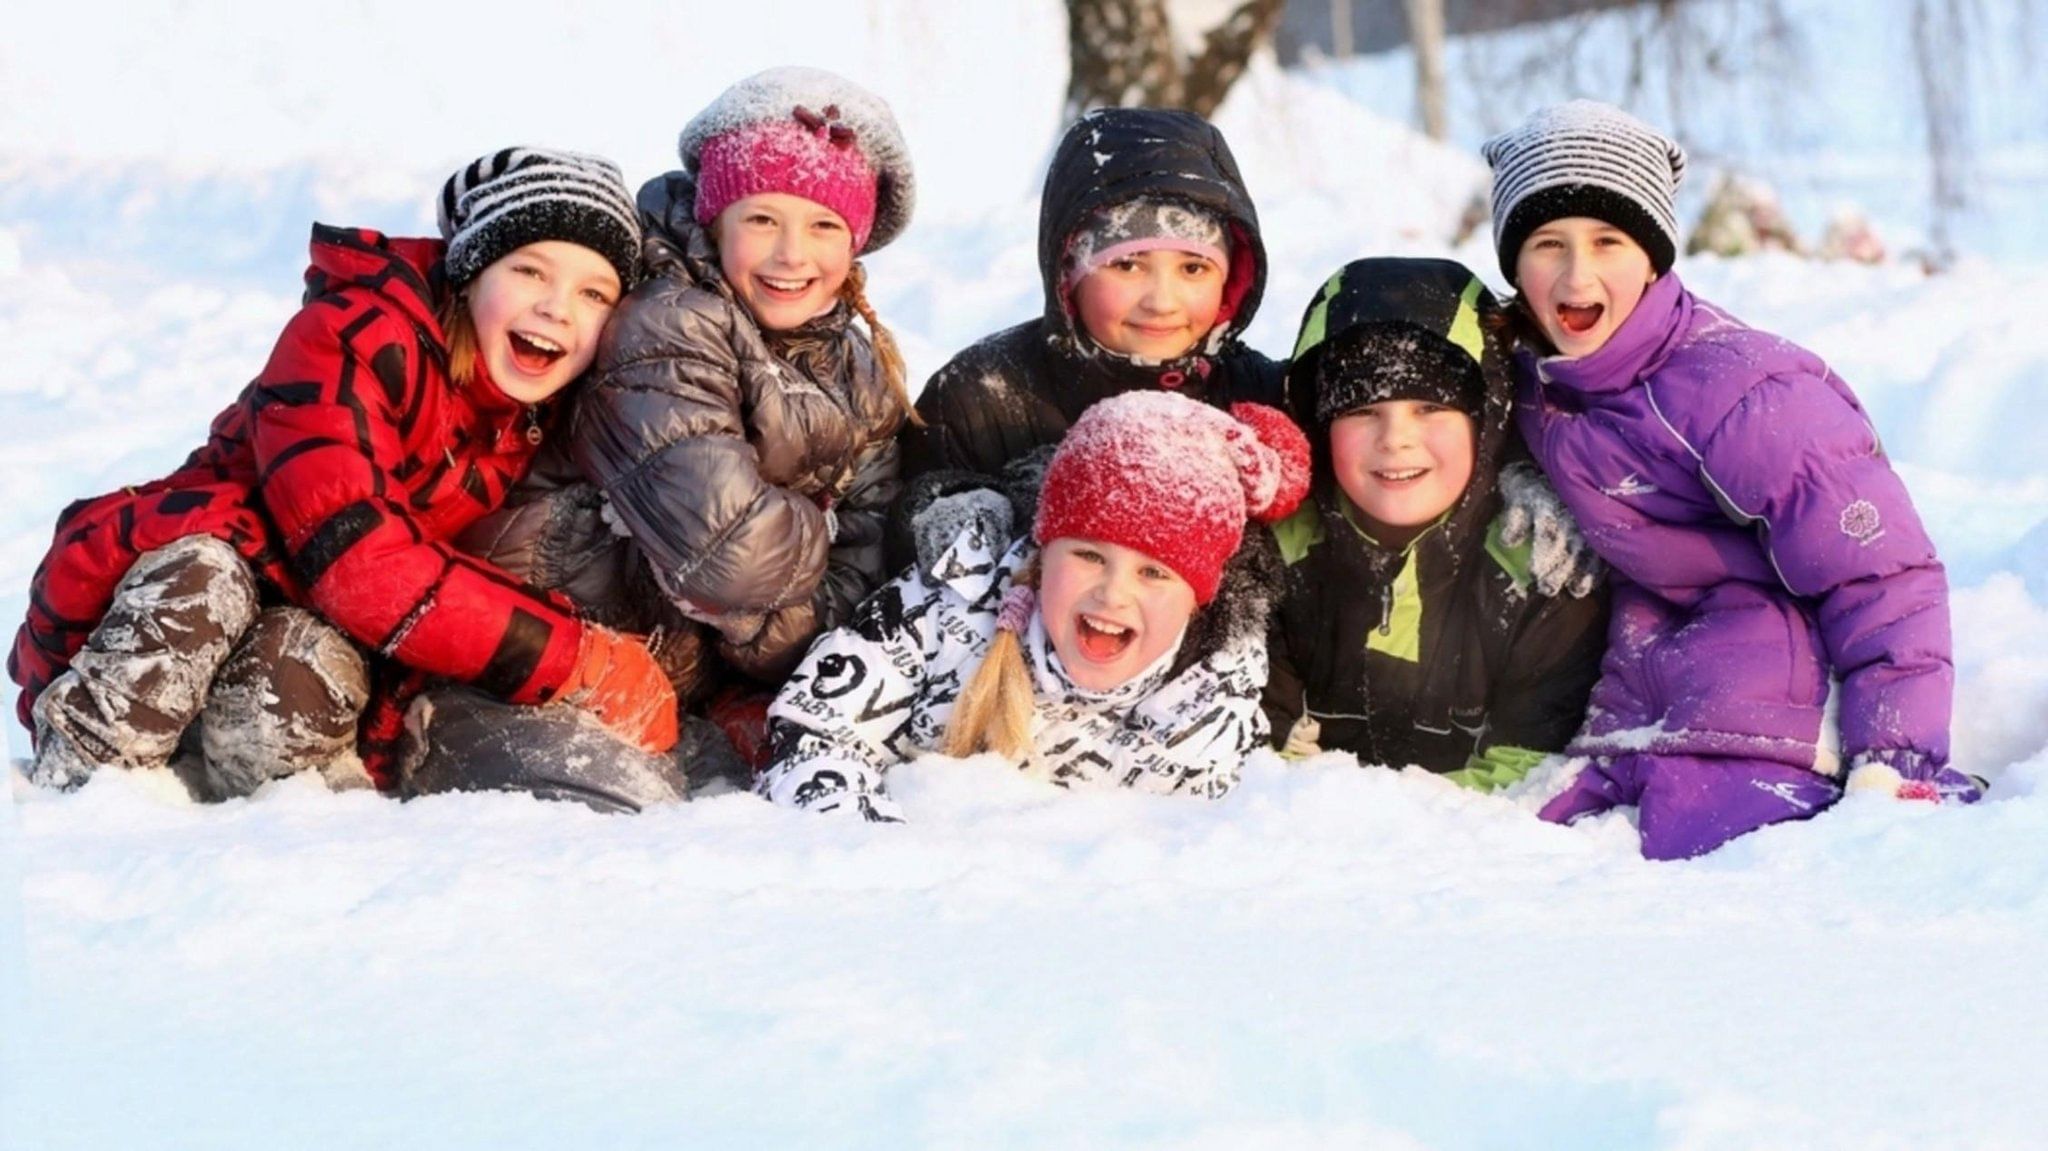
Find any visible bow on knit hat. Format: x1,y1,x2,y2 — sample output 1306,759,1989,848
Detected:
1482,100,1689,281
438,147,642,290
680,66,917,254
1033,392,1310,604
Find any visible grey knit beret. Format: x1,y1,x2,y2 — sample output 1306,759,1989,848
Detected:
437,147,642,290
678,66,917,254
1482,101,1688,281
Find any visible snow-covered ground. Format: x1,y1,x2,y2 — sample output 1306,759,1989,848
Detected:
5,3,2046,1149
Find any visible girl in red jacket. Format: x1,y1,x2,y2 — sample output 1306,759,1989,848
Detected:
13,147,677,798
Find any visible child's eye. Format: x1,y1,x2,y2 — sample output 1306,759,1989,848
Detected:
745,213,776,227
1107,257,1143,274
1140,564,1174,581
514,263,544,279
1073,547,1105,564
1180,259,1215,277
811,218,845,233
581,286,616,306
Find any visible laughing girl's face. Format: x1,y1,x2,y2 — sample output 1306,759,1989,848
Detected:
714,192,856,331
1514,216,1657,358
1036,536,1196,693
466,241,620,404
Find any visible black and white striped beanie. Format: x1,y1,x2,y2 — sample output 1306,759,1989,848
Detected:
1482,101,1688,281
437,147,643,290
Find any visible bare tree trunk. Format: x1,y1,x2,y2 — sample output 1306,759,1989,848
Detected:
1065,0,1287,120
1404,0,1448,140
1912,0,1975,269
1332,0,1354,58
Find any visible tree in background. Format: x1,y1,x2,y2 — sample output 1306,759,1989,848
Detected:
1063,0,1288,119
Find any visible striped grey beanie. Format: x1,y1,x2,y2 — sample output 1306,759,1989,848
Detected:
438,147,643,290
1482,101,1688,281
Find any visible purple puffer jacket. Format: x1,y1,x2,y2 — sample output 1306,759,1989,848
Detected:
1515,271,1953,779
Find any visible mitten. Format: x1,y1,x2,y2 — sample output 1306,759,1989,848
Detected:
914,488,1015,580
1845,750,1985,804
560,625,679,755
704,684,776,772
1498,461,1605,598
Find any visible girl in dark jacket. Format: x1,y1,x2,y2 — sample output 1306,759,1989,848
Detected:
893,107,1284,571
1266,258,1609,789
12,148,674,797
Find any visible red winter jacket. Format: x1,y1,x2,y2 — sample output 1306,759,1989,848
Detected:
10,226,586,784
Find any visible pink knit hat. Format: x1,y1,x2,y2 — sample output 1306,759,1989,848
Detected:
1034,393,1310,604
693,113,880,250
681,68,916,254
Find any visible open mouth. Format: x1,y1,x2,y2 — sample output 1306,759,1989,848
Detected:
1374,467,1429,485
508,331,565,374
1074,613,1136,662
1557,303,1605,335
758,275,814,296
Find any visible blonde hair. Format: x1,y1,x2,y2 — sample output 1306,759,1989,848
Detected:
941,557,1038,759
437,290,480,390
839,260,923,428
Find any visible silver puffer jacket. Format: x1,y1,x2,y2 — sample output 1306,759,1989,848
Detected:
458,171,905,701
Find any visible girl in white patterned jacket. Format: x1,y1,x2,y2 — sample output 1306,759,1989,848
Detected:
758,391,1310,821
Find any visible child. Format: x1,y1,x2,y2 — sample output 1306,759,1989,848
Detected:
1265,258,1609,789
893,106,1283,570
404,67,918,801
12,148,676,797
759,391,1310,822
1483,101,1979,859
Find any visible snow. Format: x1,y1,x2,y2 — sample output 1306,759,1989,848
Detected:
5,3,2047,1148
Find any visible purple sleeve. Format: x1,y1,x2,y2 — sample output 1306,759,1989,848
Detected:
1698,368,1952,768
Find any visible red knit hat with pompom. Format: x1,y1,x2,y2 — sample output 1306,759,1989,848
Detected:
1033,393,1309,604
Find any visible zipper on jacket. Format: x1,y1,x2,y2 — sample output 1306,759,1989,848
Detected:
1377,584,1393,636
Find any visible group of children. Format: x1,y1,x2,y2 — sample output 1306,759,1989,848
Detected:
9,68,1978,858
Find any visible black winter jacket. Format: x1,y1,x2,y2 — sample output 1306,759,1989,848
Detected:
900,108,1285,488
1264,259,1608,781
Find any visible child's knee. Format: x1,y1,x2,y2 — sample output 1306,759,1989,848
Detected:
32,535,261,779
200,607,370,798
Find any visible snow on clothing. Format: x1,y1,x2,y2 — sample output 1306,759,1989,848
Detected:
1264,259,1607,784
454,170,905,704
758,524,1275,821
1516,270,1971,851
898,107,1283,492
11,227,587,786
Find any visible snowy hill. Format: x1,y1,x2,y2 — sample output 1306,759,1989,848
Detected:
4,3,2046,1149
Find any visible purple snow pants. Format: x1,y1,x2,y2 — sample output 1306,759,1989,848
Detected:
1538,754,1842,860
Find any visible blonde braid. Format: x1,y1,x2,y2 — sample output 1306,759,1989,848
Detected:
941,557,1039,759
839,260,923,428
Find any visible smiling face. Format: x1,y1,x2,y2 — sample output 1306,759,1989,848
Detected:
1071,248,1227,361
465,241,621,405
714,192,856,331
1036,536,1197,693
1514,216,1657,357
1329,400,1477,547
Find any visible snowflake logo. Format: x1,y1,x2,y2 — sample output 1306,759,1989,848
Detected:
1839,499,1883,544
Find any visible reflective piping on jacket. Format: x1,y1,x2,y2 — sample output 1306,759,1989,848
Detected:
1640,376,1799,594
1448,275,1486,365
1291,268,1346,359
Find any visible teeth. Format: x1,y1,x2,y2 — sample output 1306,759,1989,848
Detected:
762,276,809,292
1378,469,1425,481
515,332,562,354
1081,615,1130,636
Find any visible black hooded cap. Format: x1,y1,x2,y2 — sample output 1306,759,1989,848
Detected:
1036,107,1268,352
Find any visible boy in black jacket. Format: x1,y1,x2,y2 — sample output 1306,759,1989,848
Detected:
1266,258,1608,788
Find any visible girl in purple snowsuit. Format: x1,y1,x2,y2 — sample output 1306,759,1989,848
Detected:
1483,101,1981,860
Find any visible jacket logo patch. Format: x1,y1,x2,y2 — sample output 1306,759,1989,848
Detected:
1600,472,1659,498
1839,499,1885,545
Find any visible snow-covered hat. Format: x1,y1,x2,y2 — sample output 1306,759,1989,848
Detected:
1315,325,1485,424
438,147,642,290
681,66,916,254
1034,392,1310,604
1062,197,1231,289
1482,100,1688,280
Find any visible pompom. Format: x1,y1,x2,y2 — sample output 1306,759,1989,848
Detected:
1228,402,1311,523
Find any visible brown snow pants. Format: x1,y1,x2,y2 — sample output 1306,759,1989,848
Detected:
30,535,370,797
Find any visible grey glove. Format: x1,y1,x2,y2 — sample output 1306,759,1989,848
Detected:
1498,461,1605,598
911,487,1015,580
